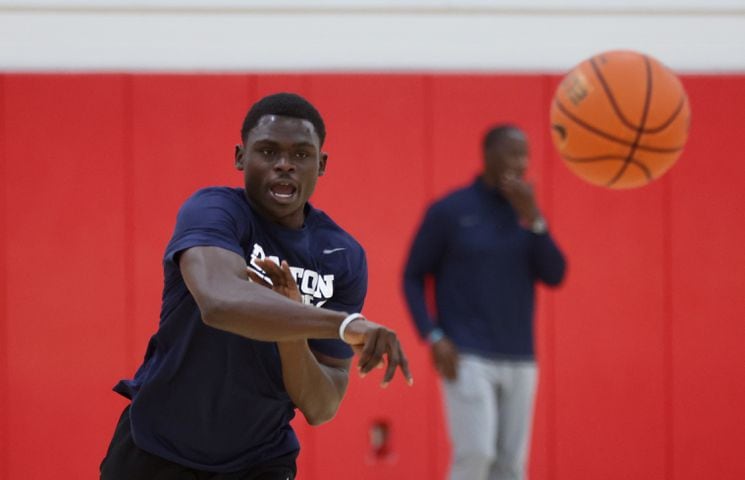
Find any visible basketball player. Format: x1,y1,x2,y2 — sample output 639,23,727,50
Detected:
403,125,565,480
100,93,413,480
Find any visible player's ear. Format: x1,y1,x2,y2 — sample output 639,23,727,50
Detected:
318,152,328,177
235,144,245,171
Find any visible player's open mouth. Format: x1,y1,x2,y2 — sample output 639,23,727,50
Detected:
269,182,297,201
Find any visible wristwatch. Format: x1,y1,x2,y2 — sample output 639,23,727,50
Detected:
530,216,548,234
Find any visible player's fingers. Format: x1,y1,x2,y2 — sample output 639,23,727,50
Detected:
280,260,293,277
379,342,413,387
351,345,365,358
363,334,388,376
359,332,387,375
246,268,270,288
262,259,283,274
381,342,400,387
257,260,287,288
255,258,279,275
279,261,298,289
398,345,414,386
267,262,287,287
357,331,379,373
252,259,271,276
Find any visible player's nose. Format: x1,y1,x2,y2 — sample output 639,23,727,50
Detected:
273,153,295,172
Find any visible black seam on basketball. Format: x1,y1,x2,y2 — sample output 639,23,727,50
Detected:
563,154,653,179
643,95,686,133
563,154,627,162
607,55,653,187
632,158,653,181
555,100,685,153
591,57,686,135
554,100,634,144
590,57,641,133
634,141,684,153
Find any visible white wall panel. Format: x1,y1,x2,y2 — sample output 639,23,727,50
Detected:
1,1,743,71
1,1,744,12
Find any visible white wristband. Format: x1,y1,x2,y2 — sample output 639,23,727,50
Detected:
339,313,364,342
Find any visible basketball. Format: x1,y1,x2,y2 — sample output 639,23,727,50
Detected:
550,50,691,189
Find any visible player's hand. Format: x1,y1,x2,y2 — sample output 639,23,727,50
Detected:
499,173,540,225
431,337,459,381
247,259,301,303
342,319,414,388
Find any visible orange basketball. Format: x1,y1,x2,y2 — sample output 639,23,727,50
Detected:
550,50,690,189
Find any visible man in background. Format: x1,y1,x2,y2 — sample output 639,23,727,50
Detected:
403,124,566,480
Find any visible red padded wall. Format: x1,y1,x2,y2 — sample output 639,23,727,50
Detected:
2,73,745,480
0,74,8,480
3,75,130,478
669,76,745,480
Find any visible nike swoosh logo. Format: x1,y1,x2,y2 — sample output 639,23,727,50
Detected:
322,248,346,254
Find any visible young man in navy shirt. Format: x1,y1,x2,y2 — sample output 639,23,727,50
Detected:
403,125,565,480
101,93,412,479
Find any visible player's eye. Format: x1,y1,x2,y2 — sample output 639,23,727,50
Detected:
260,148,274,157
295,151,309,160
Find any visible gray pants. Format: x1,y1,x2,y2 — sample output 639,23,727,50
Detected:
443,354,538,480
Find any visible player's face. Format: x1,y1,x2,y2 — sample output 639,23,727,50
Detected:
483,130,529,187
235,115,327,229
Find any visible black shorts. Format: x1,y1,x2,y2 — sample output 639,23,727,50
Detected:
100,406,297,480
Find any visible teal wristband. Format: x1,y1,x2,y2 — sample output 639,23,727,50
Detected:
427,328,445,344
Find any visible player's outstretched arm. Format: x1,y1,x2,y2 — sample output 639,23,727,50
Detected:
181,245,413,387
180,245,344,341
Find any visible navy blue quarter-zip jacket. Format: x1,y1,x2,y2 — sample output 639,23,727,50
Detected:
403,177,566,359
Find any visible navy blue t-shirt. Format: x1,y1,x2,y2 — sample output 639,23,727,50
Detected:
114,187,367,473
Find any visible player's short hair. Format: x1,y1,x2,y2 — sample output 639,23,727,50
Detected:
241,93,326,146
482,124,522,151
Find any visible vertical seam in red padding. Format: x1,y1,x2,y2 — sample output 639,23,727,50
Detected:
0,73,8,480
421,73,439,480
123,75,136,367
302,75,312,98
541,73,558,480
422,75,435,204
246,74,257,115
662,176,674,480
